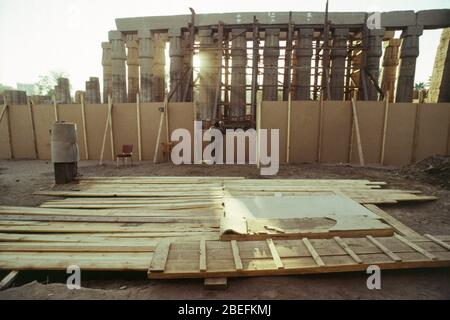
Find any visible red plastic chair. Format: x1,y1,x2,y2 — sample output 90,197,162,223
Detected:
116,144,133,167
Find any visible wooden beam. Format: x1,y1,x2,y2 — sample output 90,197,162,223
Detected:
149,240,171,272
99,95,113,165
204,277,228,290
317,93,324,163
231,240,243,271
136,93,142,161
109,96,115,161
256,92,262,169
153,107,165,164
52,95,59,122
0,270,19,291
411,103,421,163
302,238,325,266
266,239,284,269
351,97,365,166
334,236,362,264
80,93,89,160
199,238,207,272
394,233,437,260
286,92,292,164
380,91,389,165
424,234,450,250
367,235,402,262
27,98,39,159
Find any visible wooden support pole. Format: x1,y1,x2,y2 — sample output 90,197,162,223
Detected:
52,95,59,122
317,92,324,163
164,96,169,147
80,93,89,160
380,90,390,165
27,98,39,160
351,97,365,166
411,103,421,164
109,96,115,161
4,101,13,160
136,93,142,161
286,92,292,163
153,106,165,164
0,270,19,291
99,95,113,165
256,92,262,169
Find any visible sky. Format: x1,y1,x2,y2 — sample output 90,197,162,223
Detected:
0,0,449,94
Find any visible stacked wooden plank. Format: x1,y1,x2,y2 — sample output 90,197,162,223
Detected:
0,177,440,276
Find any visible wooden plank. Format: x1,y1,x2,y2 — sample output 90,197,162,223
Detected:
136,93,142,161
199,239,207,272
99,95,112,165
333,236,362,264
380,91,389,165
0,270,19,291
286,92,292,163
424,234,450,251
302,238,325,266
266,239,284,269
317,93,324,163
394,233,437,260
149,240,171,272
204,277,228,290
364,204,422,238
27,98,39,159
351,97,365,166
366,235,402,262
153,108,165,163
109,96,115,161
231,240,243,271
80,93,89,160
53,95,59,122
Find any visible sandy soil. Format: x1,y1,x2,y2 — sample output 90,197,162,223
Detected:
0,160,449,300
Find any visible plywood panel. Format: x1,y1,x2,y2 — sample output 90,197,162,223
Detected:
261,101,287,164
321,101,352,163
32,104,55,160
350,101,384,165
414,103,450,161
85,104,112,160
0,106,11,159
112,104,139,161
58,104,86,160
140,103,167,161
383,103,417,166
290,101,320,163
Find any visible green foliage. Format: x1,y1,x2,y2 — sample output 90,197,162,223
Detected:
34,70,69,96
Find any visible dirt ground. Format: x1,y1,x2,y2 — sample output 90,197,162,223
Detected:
0,160,449,300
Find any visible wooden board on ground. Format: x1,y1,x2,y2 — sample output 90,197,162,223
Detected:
148,235,450,279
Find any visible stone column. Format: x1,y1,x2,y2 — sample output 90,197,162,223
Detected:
55,78,71,103
152,37,166,102
101,42,112,103
126,36,139,103
366,29,385,100
198,29,217,120
381,39,401,102
109,31,127,103
427,28,450,103
294,28,314,100
85,77,101,103
230,28,247,119
138,30,154,103
395,26,423,103
263,29,280,101
3,90,27,105
169,31,184,102
330,28,348,100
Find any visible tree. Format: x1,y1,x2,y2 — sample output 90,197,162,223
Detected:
0,83,15,94
35,70,69,96
414,82,426,91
